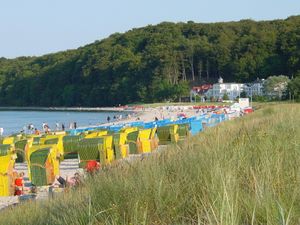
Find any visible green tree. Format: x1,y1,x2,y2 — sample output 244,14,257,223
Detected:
264,75,290,100
173,81,190,102
0,17,299,106
240,91,247,98
222,93,229,100
288,74,300,101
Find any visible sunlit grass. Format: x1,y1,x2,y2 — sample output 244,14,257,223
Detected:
0,103,299,225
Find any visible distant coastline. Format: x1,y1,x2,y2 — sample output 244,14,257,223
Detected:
0,106,136,112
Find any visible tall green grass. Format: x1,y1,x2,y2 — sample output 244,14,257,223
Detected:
1,104,299,225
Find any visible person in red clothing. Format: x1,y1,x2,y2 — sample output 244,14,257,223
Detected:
34,128,41,135
85,160,100,174
14,172,25,196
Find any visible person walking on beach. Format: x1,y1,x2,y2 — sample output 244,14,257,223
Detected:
107,116,111,123
29,124,35,134
42,122,46,132
74,122,77,129
45,124,50,134
55,122,59,131
62,123,65,131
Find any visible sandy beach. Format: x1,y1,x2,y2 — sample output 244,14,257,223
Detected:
98,105,209,127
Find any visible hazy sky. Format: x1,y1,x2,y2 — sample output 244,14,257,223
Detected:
1,0,299,58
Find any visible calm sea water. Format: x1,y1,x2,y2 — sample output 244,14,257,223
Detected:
0,111,126,135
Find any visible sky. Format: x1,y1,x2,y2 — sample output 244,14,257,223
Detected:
0,0,299,58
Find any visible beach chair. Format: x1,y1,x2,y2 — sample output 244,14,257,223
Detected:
137,129,152,153
62,135,83,159
149,127,159,151
177,123,190,140
190,119,203,135
14,139,28,162
113,133,129,160
0,154,16,196
2,137,15,145
27,144,60,180
157,124,179,145
127,131,139,154
29,148,55,186
0,144,13,156
77,138,101,168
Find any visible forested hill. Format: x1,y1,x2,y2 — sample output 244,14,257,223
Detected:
0,16,299,106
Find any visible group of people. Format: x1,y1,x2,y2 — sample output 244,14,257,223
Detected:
49,160,101,190
12,170,83,196
19,121,73,135
68,122,77,130
42,123,51,134
107,114,124,123
52,172,82,189
106,113,137,124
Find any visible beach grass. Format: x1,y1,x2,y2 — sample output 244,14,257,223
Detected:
0,103,299,224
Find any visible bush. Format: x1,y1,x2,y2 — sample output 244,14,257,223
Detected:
288,75,300,101
252,95,268,102
222,93,229,100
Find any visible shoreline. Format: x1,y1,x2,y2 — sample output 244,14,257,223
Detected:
0,106,136,112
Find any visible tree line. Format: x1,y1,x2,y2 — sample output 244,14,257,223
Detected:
0,16,299,106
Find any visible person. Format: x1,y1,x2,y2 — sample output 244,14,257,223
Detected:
34,128,41,135
52,175,67,188
42,122,46,132
14,172,25,196
62,123,65,131
55,122,59,131
66,173,82,188
73,172,82,186
45,124,50,134
85,160,100,174
29,124,35,134
0,127,3,136
155,117,159,121
107,116,111,123
74,122,77,129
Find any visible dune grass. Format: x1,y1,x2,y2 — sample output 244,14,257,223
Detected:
1,103,299,225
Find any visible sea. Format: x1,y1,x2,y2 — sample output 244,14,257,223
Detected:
0,110,126,135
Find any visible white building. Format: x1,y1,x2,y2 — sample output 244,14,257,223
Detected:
205,77,265,100
244,79,265,97
205,77,245,100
